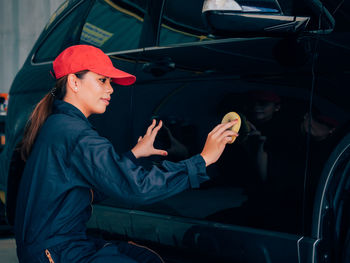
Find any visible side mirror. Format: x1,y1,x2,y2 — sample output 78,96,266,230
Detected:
202,0,312,36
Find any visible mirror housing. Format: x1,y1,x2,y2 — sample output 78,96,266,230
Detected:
202,0,311,36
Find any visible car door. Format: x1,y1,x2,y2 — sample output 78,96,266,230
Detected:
88,1,312,262
88,1,350,262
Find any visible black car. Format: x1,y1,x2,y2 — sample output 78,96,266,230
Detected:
1,0,350,262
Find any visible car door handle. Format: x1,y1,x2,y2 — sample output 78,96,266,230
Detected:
142,57,175,77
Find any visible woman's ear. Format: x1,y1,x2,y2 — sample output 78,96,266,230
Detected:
67,74,79,92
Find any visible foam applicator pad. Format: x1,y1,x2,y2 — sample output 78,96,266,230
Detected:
221,112,241,144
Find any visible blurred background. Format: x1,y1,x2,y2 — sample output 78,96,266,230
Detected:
0,0,65,94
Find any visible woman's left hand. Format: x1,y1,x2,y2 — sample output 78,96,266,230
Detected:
131,119,168,159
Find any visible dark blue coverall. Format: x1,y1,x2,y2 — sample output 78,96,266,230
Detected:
15,100,209,263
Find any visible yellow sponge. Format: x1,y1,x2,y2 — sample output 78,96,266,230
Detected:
221,112,241,144
0,190,5,204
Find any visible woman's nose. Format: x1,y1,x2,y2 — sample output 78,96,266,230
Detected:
107,82,114,94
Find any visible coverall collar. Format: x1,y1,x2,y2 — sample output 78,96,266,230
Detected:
52,99,93,128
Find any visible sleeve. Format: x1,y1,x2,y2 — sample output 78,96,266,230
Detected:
70,129,209,205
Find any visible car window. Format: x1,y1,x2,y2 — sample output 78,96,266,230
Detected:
34,1,91,63
79,0,146,53
34,0,146,63
159,0,211,46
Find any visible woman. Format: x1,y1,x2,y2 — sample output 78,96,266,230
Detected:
13,45,237,263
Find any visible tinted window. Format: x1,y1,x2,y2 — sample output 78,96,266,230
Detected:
79,0,146,52
159,0,212,46
34,1,91,63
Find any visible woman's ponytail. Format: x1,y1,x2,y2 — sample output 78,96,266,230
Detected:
20,92,55,161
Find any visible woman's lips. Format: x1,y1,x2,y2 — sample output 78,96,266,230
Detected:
101,98,110,105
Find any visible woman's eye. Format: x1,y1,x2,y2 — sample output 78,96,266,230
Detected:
100,78,107,83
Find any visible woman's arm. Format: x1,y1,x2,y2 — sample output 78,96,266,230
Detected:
71,120,236,205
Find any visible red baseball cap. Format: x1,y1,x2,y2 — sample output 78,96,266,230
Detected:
53,45,136,85
314,114,339,128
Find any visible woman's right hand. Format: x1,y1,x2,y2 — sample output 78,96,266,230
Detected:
200,121,238,167
245,120,267,153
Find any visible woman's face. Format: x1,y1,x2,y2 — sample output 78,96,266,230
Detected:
250,100,279,123
75,71,114,117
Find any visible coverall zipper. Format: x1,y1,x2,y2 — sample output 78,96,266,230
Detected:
45,249,55,263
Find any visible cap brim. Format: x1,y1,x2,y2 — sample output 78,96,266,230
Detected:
94,66,136,86
111,68,136,86
112,75,136,85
